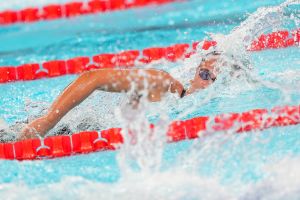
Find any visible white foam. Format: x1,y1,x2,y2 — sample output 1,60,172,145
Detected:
0,172,235,200
1,1,300,199
242,157,300,200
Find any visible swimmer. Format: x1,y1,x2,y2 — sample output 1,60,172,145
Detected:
19,51,224,140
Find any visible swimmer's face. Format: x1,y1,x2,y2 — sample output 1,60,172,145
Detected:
186,54,219,95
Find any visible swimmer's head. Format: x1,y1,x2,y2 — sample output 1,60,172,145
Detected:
185,51,220,95
185,51,248,95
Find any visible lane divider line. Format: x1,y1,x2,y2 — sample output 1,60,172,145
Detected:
0,104,299,160
0,29,299,84
0,0,177,26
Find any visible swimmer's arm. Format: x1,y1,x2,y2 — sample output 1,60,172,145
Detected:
21,70,104,138
94,68,184,99
21,69,183,138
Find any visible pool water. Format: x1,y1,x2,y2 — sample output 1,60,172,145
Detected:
0,0,300,199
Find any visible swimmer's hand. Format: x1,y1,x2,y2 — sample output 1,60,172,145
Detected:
19,117,50,140
19,126,38,140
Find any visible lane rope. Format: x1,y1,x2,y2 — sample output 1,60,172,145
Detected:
0,29,299,84
0,0,176,26
0,28,299,160
0,103,299,160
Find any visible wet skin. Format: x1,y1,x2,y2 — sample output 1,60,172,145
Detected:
19,56,218,140
186,55,219,95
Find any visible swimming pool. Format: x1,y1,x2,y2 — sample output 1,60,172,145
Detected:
0,0,300,199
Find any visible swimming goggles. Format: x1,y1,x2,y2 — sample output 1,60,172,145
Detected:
199,68,216,82
198,50,221,81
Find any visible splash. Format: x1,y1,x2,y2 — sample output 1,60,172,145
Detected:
1,0,300,199
169,0,300,119
242,157,300,200
213,0,299,52
0,173,235,200
109,1,300,199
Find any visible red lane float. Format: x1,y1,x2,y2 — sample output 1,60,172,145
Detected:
0,0,177,26
0,104,299,160
250,29,300,51
0,29,298,84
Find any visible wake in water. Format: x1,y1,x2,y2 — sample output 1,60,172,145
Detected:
171,0,300,119
0,0,300,199
106,0,300,199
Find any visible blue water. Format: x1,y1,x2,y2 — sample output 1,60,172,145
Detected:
0,0,300,199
